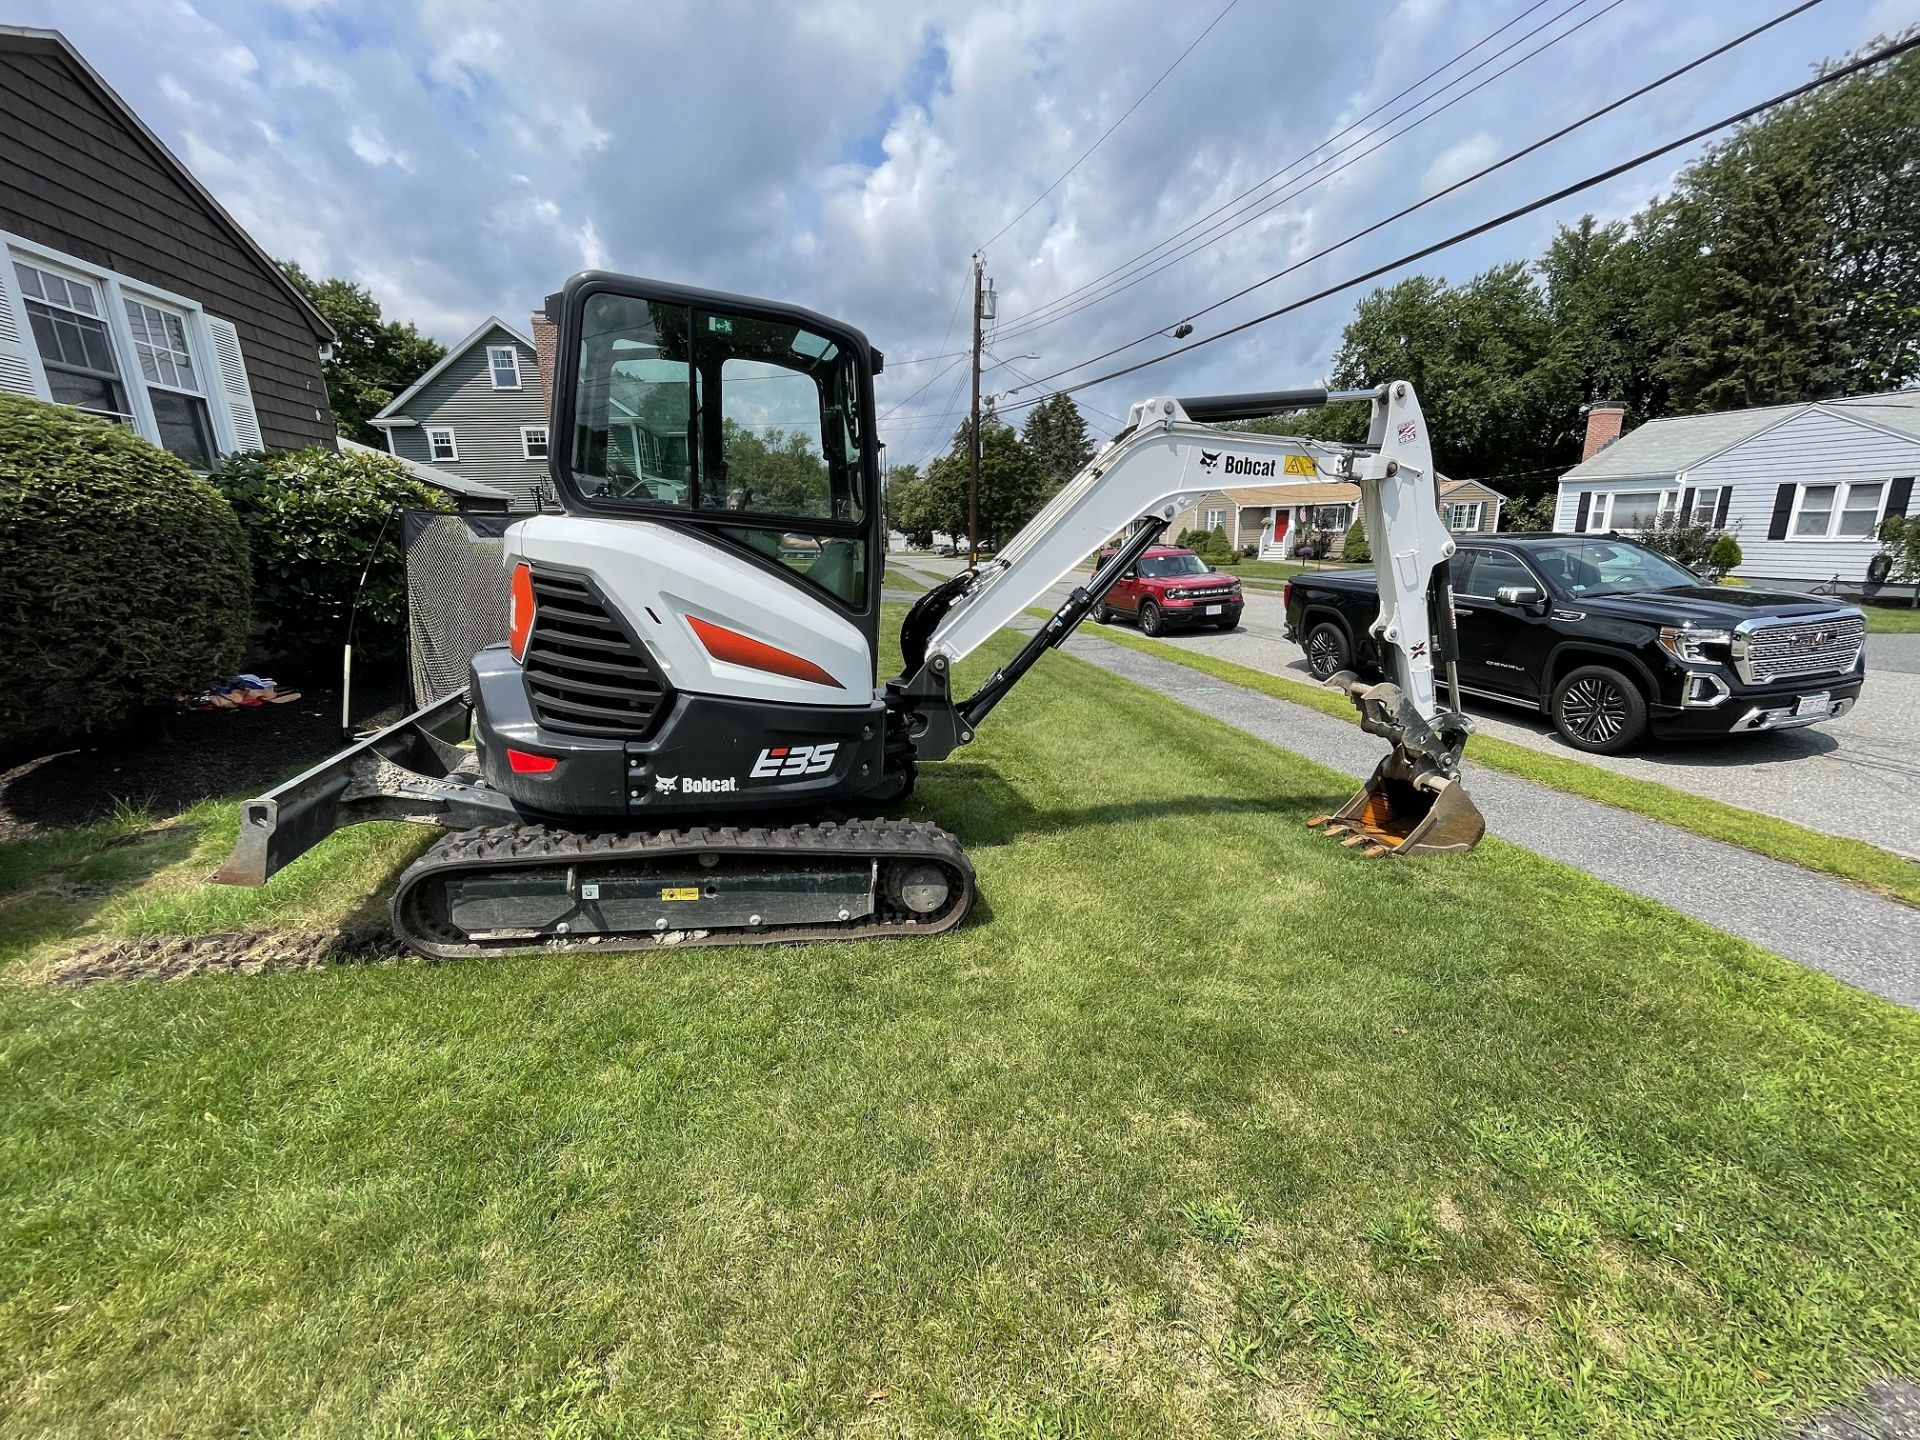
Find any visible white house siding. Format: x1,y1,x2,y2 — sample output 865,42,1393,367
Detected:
388,325,548,506
1555,407,1920,587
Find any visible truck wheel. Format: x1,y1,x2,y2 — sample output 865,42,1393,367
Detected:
1304,621,1351,679
1551,665,1647,754
1139,601,1166,636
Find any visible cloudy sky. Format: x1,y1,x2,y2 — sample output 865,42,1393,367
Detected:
23,0,1920,465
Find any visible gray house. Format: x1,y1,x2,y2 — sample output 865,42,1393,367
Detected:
371,317,549,507
1555,392,1919,590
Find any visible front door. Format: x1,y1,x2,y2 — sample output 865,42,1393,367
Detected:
1452,548,1553,702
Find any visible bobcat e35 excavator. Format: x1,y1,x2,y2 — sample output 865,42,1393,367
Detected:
216,272,1486,957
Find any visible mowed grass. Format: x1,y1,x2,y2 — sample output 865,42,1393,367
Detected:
1865,604,1920,634
3,631,1920,1437
882,567,928,592
1070,617,1920,909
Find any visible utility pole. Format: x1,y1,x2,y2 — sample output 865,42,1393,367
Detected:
968,253,984,568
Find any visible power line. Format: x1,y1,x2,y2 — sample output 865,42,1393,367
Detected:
879,350,969,420
993,0,1625,346
998,28,1918,413
991,0,1563,334
977,0,1240,252
985,351,1126,426
885,348,971,366
1009,0,1835,399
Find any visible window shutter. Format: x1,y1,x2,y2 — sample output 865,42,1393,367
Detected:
204,315,263,451
1889,477,1913,519
1679,487,1696,523
0,262,46,399
1767,483,1796,540
1713,487,1732,527
1574,493,1590,531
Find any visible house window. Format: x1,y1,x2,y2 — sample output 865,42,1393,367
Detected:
426,426,459,462
124,297,216,469
1687,486,1720,524
1445,501,1483,531
1204,507,1224,531
521,424,549,460
1790,481,1886,539
1310,505,1350,529
487,344,521,390
15,261,132,425
1605,491,1664,531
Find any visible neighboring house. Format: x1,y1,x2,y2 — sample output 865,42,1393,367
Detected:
339,438,513,514
370,317,550,508
1555,394,1920,589
0,27,336,462
1173,474,1498,560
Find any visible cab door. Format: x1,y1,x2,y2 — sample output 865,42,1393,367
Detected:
1452,547,1553,702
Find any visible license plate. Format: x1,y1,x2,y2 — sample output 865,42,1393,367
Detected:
1205,605,1222,615
1794,692,1829,717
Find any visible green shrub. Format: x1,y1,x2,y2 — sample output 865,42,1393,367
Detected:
1708,532,1743,577
1198,524,1236,563
0,394,249,742
211,446,451,663
1343,519,1371,563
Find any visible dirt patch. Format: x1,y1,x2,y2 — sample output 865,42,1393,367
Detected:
41,928,399,985
0,677,407,844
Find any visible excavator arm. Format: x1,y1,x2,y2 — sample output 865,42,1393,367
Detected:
885,381,1485,856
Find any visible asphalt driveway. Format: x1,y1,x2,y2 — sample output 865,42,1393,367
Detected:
894,554,1920,861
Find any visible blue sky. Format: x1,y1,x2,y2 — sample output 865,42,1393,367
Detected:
19,0,1920,461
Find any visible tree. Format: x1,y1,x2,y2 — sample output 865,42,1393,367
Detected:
717,418,828,513
1020,393,1093,490
1708,532,1744,579
924,419,1049,551
280,261,447,444
883,464,936,548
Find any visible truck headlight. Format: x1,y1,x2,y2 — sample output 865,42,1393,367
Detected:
1657,626,1730,665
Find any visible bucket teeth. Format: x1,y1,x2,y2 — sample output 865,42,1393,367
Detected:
1307,751,1486,859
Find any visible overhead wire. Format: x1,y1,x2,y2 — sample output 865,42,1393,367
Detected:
977,0,1241,253
1005,0,1837,400
993,0,1627,345
991,0,1565,334
992,27,1916,413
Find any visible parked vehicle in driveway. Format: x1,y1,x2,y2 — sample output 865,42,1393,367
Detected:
1094,545,1244,635
1282,534,1867,753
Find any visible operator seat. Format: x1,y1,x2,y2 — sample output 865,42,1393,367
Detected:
808,539,862,605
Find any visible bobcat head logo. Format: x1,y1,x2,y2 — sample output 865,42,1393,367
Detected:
654,774,678,794
1200,450,1221,471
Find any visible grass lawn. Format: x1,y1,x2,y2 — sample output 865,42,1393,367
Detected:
883,567,928,592
1070,618,1920,909
3,625,1920,1437
1865,604,1920,634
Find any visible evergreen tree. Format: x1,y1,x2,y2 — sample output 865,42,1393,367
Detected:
1020,393,1093,490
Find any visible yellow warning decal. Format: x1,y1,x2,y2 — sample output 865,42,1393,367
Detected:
1283,455,1317,477
659,887,700,902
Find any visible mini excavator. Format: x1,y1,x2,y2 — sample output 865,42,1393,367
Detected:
217,272,1484,955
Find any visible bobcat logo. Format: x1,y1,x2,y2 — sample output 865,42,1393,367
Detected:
1200,450,1221,471
654,775,678,794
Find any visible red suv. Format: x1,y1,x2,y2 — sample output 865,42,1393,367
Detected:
1094,545,1244,635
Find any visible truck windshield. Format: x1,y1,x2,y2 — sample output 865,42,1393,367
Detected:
1140,554,1211,578
568,293,870,605
1528,541,1700,597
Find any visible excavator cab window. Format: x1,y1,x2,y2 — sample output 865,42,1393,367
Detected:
563,283,878,611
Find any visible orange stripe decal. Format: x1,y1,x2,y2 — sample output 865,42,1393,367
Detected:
687,615,845,689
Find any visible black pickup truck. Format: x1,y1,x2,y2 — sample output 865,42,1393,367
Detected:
1282,534,1867,753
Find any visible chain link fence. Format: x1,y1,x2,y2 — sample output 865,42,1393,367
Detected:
404,511,513,707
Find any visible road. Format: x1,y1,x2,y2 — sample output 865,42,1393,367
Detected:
893,553,1920,860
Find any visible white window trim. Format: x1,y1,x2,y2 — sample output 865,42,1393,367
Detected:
1445,501,1484,531
1203,507,1224,531
425,425,460,462
486,344,522,390
1786,480,1890,541
520,424,549,461
3,229,248,461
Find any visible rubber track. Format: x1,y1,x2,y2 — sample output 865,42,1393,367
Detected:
391,817,974,959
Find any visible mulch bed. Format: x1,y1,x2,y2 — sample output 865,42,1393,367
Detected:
0,675,409,845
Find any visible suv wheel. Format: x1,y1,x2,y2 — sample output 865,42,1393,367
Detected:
1551,665,1647,754
1304,621,1351,679
1094,601,1116,624
1139,600,1166,637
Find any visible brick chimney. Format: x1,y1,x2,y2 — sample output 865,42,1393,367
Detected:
531,312,558,418
1582,403,1625,461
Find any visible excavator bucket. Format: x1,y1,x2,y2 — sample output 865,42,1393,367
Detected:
1307,674,1486,857
1308,760,1484,857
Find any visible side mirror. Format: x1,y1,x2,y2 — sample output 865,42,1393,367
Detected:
1495,585,1544,610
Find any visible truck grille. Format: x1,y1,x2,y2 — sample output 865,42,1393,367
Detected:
522,569,672,739
1734,614,1865,684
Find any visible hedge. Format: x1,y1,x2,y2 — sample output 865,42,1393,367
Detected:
0,395,250,743
210,447,451,664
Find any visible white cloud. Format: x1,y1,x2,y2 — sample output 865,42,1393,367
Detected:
347,124,412,170
1420,133,1499,198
